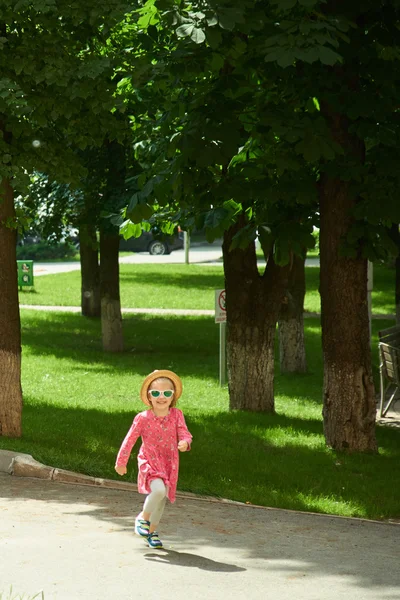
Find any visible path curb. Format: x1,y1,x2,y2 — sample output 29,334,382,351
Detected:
0,449,221,502
1,449,399,526
17,304,399,320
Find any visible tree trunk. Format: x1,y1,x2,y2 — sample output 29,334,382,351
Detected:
319,172,377,452
278,254,307,373
0,178,22,437
79,223,100,318
100,229,123,352
391,224,400,325
223,222,289,412
396,247,400,326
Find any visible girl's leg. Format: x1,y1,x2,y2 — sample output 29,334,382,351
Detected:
149,495,166,533
142,478,167,533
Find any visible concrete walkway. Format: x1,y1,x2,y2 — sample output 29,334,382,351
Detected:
0,465,399,600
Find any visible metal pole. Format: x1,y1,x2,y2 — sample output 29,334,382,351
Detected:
184,231,190,264
219,321,226,386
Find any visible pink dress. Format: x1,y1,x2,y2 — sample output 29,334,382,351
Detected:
115,407,192,503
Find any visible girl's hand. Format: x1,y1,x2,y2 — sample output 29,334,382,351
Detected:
115,465,127,476
178,440,188,452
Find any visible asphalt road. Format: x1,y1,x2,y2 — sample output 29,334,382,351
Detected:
0,472,399,600
32,243,319,276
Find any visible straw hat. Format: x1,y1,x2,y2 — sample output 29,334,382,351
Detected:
140,369,183,407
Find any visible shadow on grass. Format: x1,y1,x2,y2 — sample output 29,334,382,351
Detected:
1,397,398,521
119,264,224,290
20,311,394,408
17,311,399,514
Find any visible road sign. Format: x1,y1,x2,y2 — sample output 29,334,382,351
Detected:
215,289,227,386
215,289,226,323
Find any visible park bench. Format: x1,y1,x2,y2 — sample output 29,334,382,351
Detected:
378,325,400,417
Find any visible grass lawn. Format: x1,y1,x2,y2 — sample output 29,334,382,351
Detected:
19,262,396,315
0,309,398,521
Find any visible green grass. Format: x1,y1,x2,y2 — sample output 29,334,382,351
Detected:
19,262,396,316
20,264,225,310
303,262,396,315
0,309,398,521
0,590,44,600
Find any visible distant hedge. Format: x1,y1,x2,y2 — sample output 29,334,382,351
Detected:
16,242,77,260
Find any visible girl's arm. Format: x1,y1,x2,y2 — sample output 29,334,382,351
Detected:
115,414,142,468
176,410,193,451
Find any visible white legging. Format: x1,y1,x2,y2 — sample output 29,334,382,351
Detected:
143,478,167,527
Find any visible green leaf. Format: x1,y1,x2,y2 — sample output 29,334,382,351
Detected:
210,53,225,72
295,139,321,162
230,225,257,251
218,12,236,31
127,204,145,223
176,23,195,38
207,15,218,26
258,226,274,257
299,0,319,6
277,50,296,68
319,46,342,66
141,203,154,220
127,193,139,214
206,28,223,49
271,0,297,9
120,220,142,240
204,207,228,230
305,98,317,113
190,27,206,44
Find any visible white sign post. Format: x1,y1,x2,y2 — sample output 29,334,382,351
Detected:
215,289,227,386
184,231,190,264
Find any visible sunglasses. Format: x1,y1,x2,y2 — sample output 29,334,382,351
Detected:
148,389,175,399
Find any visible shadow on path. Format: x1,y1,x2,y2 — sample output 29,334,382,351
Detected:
144,549,246,572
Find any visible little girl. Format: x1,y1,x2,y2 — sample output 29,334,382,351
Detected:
115,369,192,549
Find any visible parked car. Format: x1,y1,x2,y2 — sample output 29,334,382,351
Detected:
119,229,184,256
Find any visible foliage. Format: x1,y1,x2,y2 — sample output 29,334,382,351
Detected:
117,0,400,264
16,241,76,261
0,0,133,190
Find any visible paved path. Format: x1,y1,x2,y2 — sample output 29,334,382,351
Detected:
32,243,225,276
0,472,399,600
32,244,320,277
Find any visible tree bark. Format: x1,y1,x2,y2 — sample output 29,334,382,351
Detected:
223,221,289,412
319,170,377,452
391,224,400,325
278,254,307,373
100,228,123,352
0,178,22,437
79,223,100,318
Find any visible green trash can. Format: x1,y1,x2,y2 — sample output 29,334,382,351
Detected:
17,260,34,288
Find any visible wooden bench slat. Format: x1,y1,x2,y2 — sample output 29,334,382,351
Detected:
379,325,400,337
381,348,400,360
378,326,400,416
380,336,400,346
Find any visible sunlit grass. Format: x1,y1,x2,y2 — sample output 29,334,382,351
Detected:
19,262,396,316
